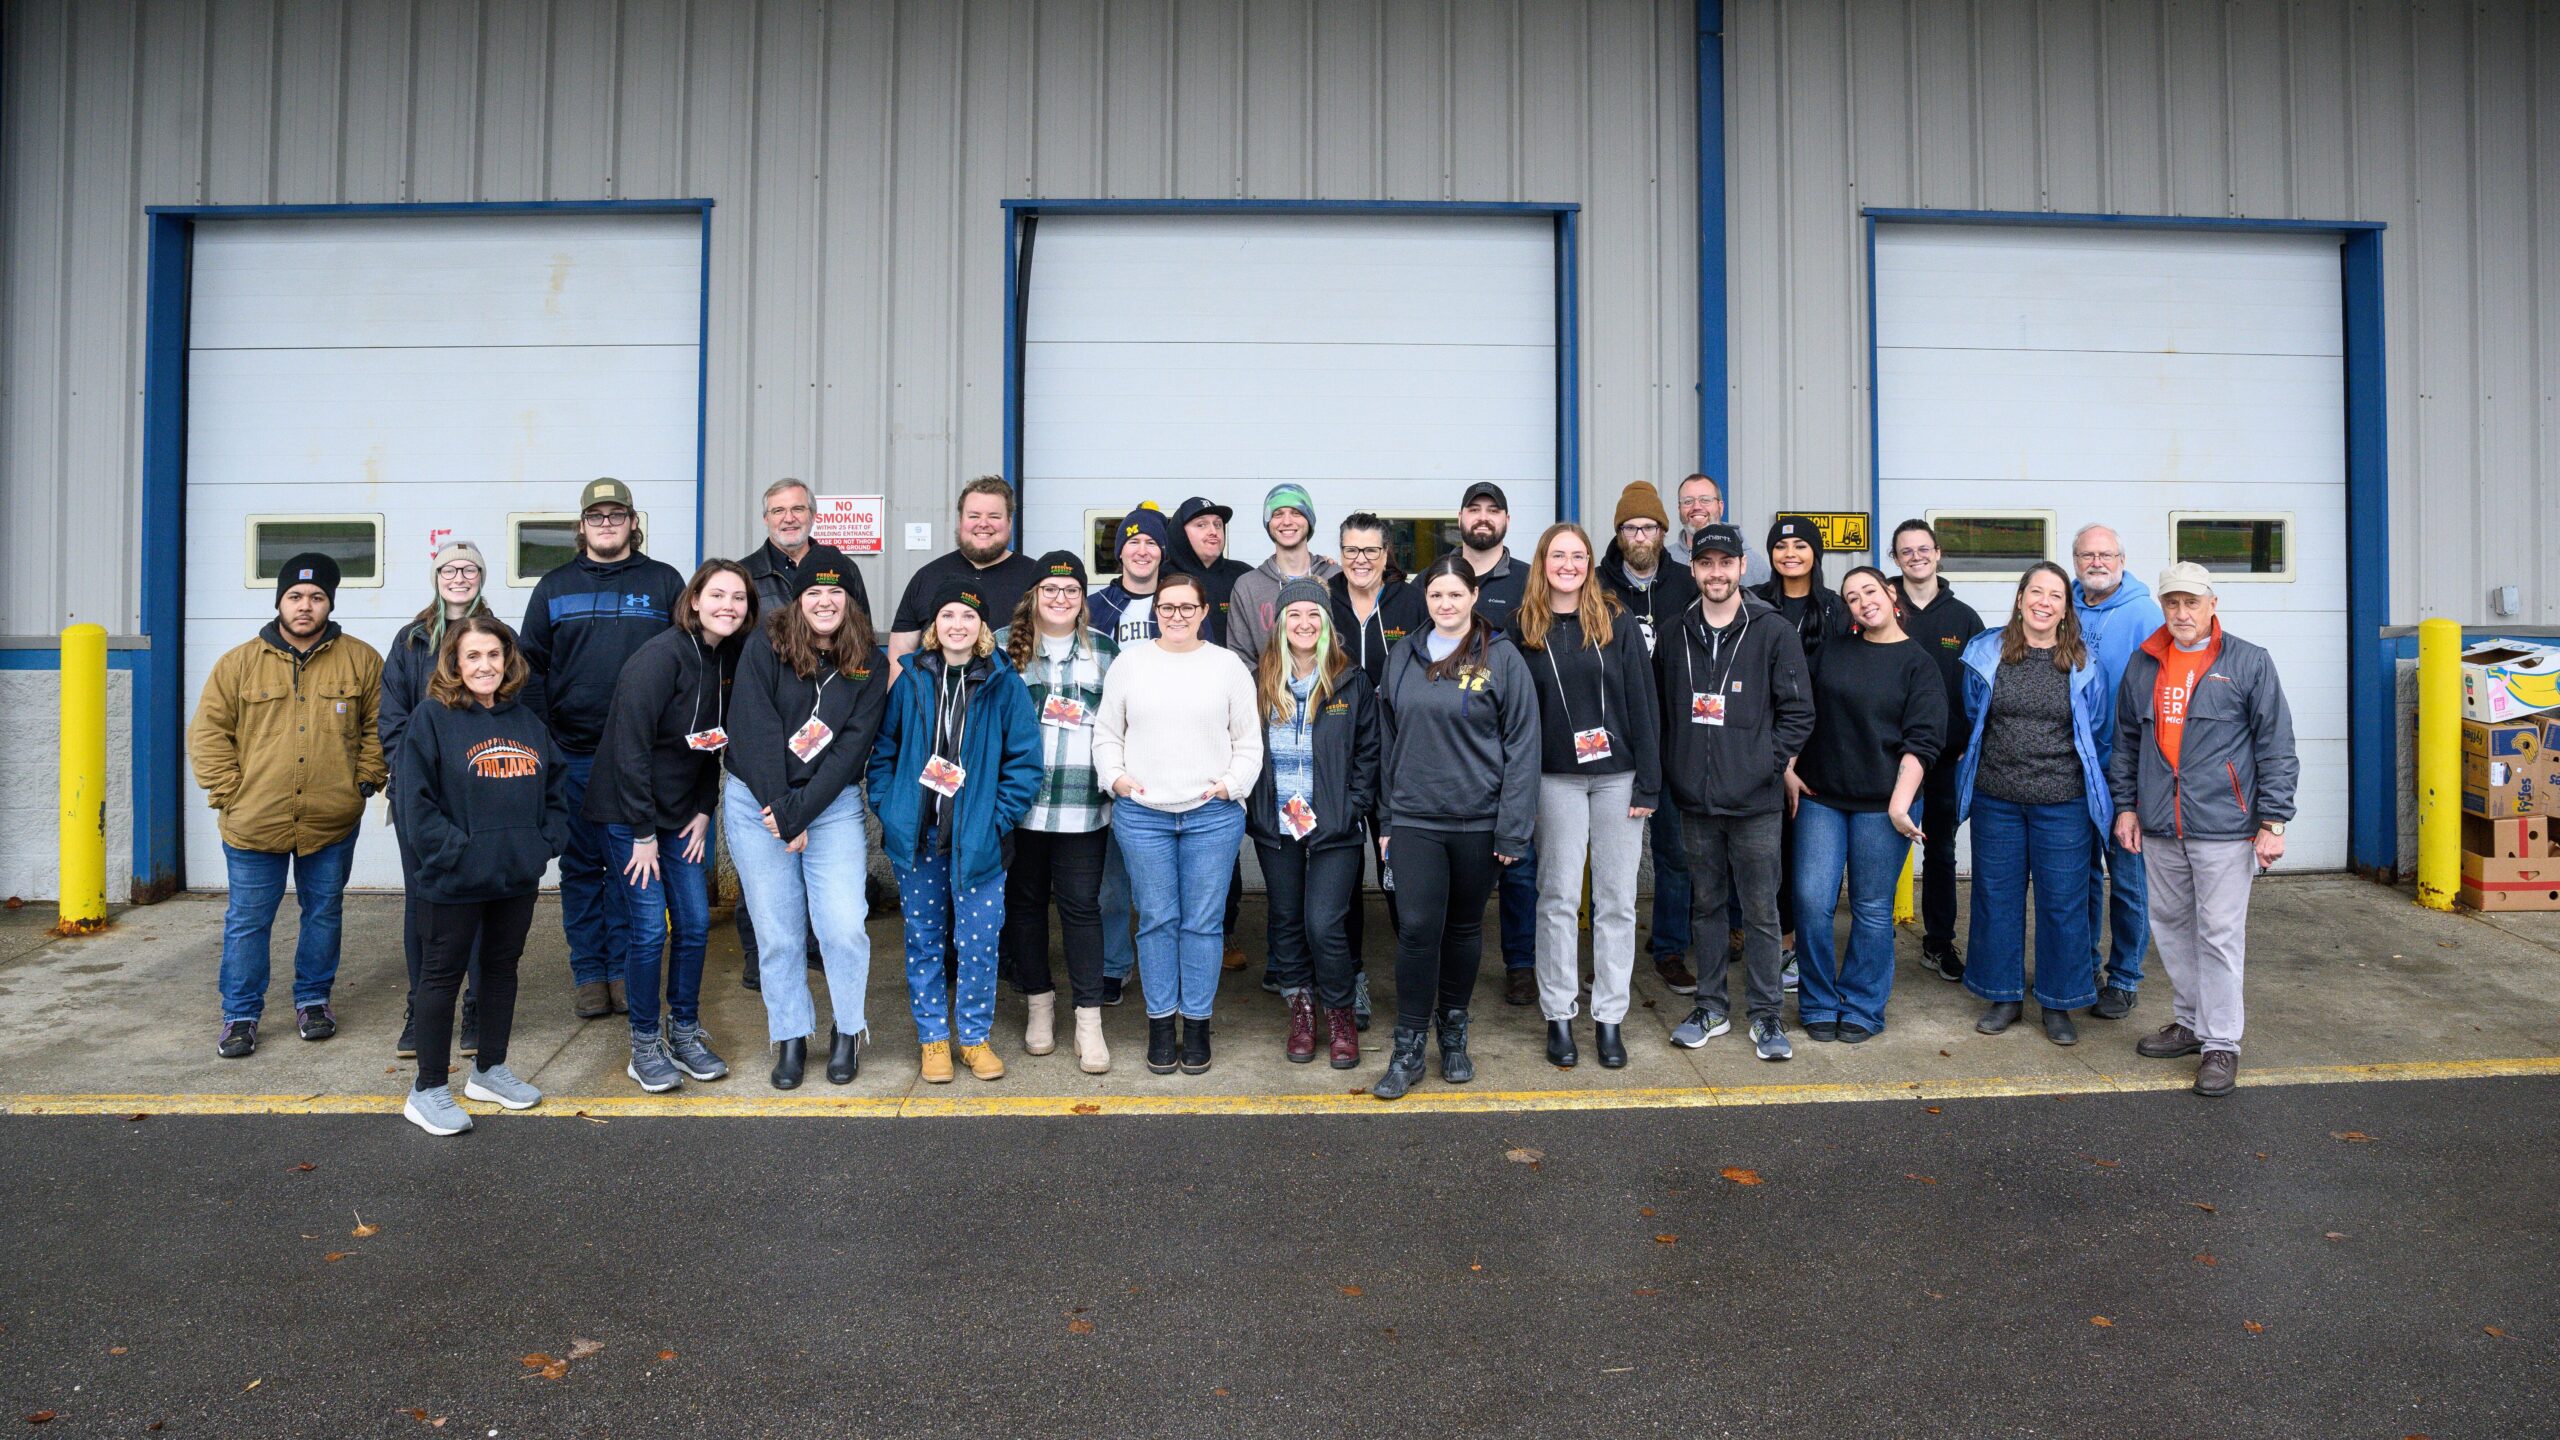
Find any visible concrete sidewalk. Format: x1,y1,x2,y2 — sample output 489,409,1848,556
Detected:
2,875,2555,1113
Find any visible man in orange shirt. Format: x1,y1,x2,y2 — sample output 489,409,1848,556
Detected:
2105,564,2298,1097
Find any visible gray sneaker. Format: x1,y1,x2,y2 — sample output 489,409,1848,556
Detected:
1352,971,1373,1032
666,1021,730,1080
403,1084,473,1136
1669,1006,1731,1049
1751,1016,1793,1061
1781,951,1800,991
463,1063,542,1111
626,1031,683,1093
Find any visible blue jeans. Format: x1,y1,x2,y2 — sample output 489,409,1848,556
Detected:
1112,797,1245,1020
603,823,712,1033
1498,836,1538,970
1964,795,2099,1011
218,826,360,1023
725,777,873,1043
1791,798,1915,1034
1098,831,1137,981
2091,831,2150,991
894,847,1007,1045
555,753,625,987
1647,804,1693,960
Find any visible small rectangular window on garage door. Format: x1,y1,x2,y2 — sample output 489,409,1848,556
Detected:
244,514,384,588
2171,511,2292,581
507,511,648,587
1923,509,2056,578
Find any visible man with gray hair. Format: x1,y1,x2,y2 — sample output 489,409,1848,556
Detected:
2071,523,2164,1020
743,478,871,620
2109,563,2296,1097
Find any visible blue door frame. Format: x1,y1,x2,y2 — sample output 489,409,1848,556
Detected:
999,198,1585,544
131,199,714,899
1858,207,2393,873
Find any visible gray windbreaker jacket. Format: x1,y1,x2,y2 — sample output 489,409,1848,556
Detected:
2107,625,2299,842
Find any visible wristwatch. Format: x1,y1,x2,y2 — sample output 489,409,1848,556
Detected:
2260,821,2286,836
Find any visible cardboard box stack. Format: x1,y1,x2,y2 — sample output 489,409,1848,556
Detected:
2459,713,2560,911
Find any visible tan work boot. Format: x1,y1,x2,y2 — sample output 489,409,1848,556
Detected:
1074,1006,1110,1074
959,1042,1006,1081
1024,992,1057,1055
919,1041,954,1084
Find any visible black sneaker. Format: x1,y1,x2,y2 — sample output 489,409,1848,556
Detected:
217,1019,258,1059
458,1000,481,1057
1101,975,1126,1007
1802,1020,1840,1043
295,1004,337,1042
394,1004,418,1060
2090,985,2137,1020
1921,944,1965,983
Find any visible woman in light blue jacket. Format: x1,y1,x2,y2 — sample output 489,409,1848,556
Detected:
1954,562,2115,1047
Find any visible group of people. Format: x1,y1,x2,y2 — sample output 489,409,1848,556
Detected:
188,467,2299,1136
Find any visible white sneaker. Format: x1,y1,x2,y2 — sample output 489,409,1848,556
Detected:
403,1084,473,1136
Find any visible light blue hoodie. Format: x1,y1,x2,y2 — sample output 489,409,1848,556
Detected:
2072,573,2163,757
1953,630,2115,838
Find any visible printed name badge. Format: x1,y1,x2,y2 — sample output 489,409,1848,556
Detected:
1691,692,1727,727
686,726,730,753
1040,694,1089,729
1572,727,1614,763
921,754,967,797
1281,794,1319,841
787,716,834,762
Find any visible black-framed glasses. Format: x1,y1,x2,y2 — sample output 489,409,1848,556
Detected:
1157,603,1205,619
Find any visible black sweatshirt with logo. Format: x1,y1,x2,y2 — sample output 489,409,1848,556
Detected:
1655,594,1816,817
1328,574,1426,693
1519,612,1661,809
581,626,743,834
394,695,571,904
1376,629,1543,855
725,628,890,841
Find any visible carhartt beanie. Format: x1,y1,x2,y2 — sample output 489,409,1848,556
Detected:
275,552,341,607
1767,515,1825,565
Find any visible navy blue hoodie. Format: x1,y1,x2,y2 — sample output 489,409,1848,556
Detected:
519,549,687,755
394,694,571,904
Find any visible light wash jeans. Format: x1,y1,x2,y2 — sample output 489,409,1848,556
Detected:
725,776,872,1044
1531,772,1642,1023
1112,797,1245,1020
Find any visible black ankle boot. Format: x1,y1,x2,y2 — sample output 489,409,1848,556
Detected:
1976,1001,2023,1035
1593,1021,1628,1068
1545,1019,1578,1067
1146,1016,1180,1075
2040,1007,2079,1047
1179,1016,1213,1075
827,1027,861,1084
1372,1025,1429,1101
1435,1008,1474,1084
770,1036,807,1089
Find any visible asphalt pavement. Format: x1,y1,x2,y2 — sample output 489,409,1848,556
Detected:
4,1076,2553,1438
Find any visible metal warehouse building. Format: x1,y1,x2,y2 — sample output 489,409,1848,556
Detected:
0,0,2551,901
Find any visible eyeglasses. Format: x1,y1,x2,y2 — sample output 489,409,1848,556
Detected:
437,564,483,580
1617,522,1664,538
1157,603,1204,619
583,509,633,526
1341,545,1387,561
1036,583,1084,601
1893,544,1936,560
2073,549,2122,562
765,504,811,519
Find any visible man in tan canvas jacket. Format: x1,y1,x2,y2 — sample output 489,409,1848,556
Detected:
191,552,386,1059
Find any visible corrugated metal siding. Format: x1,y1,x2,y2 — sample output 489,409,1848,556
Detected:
1725,0,2558,625
0,0,1699,634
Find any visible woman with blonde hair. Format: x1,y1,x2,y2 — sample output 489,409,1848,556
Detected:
1246,578,1381,1067
1515,523,1660,1069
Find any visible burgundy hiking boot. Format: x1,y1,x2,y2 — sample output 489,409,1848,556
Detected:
1326,1007,1360,1069
1285,990,1318,1064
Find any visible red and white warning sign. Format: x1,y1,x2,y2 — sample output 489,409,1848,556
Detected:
812,495,885,554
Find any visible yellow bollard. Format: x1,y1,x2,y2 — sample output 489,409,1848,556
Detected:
1893,847,1916,926
2415,617,2462,910
58,624,108,929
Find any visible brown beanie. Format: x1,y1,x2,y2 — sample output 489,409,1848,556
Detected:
1613,481,1670,531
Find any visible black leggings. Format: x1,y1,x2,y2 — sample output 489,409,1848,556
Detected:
1387,826,1500,1029
414,893,534,1090
1003,827,1108,1008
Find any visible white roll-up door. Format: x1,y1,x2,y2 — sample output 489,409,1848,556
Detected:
1019,212,1559,569
1876,223,2346,870
181,212,702,890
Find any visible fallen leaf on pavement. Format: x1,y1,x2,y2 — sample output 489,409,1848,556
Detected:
407,1410,428,1422
1348,1087,1367,1096
567,1338,604,1361
109,1347,126,1355
1904,1174,1938,1185
1633,1288,1658,1297
1639,1206,1656,1217
1654,1234,1678,1245
2331,1131,2374,1143
25,1413,57,1425
572,1111,609,1125
1504,1146,1544,1166
1924,1106,1942,1114
1212,1388,1230,1398
1719,1168,1763,1186
289,1162,317,1173
323,1252,353,1263
1066,1318,1095,1335
242,1380,261,1392
2325,1232,2347,1241
2084,1156,2121,1169
520,1354,554,1368
2089,1316,2113,1328
2189,1202,2217,1213
2195,1254,2218,1266
2483,1325,2508,1338
1938,1049,1950,1057
1070,1103,1101,1115
430,1420,445,1428
125,1113,146,1123
658,1351,677,1362
1338,1285,1363,1298
350,1213,379,1238
538,1361,569,1381
2244,1320,2265,1334
1925,1290,1946,1300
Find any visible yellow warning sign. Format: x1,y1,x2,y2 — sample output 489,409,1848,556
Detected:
1789,512,1870,553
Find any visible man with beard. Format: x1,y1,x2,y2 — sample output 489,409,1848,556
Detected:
889,475,1043,676
1886,519,1985,984
1666,473,1772,587
1597,481,1701,995
191,552,387,1057
1165,496,1254,647
1226,483,1343,664
1454,480,1538,1003
1089,506,1170,645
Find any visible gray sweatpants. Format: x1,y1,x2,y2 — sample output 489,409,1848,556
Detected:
2143,834,2256,1054
1532,772,1643,1024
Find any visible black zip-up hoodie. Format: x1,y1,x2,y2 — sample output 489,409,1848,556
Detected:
1376,627,1543,855
519,549,688,754
1887,575,1986,767
1519,611,1663,809
581,625,742,834
1595,538,1698,657
1328,573,1426,693
1165,498,1256,646
1246,668,1383,851
394,694,571,904
726,627,890,842
1656,593,1816,817
1748,518,1851,676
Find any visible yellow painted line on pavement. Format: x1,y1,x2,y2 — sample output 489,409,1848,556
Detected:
4,1055,2556,1120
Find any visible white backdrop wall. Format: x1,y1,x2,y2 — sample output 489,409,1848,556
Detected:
0,0,1701,640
